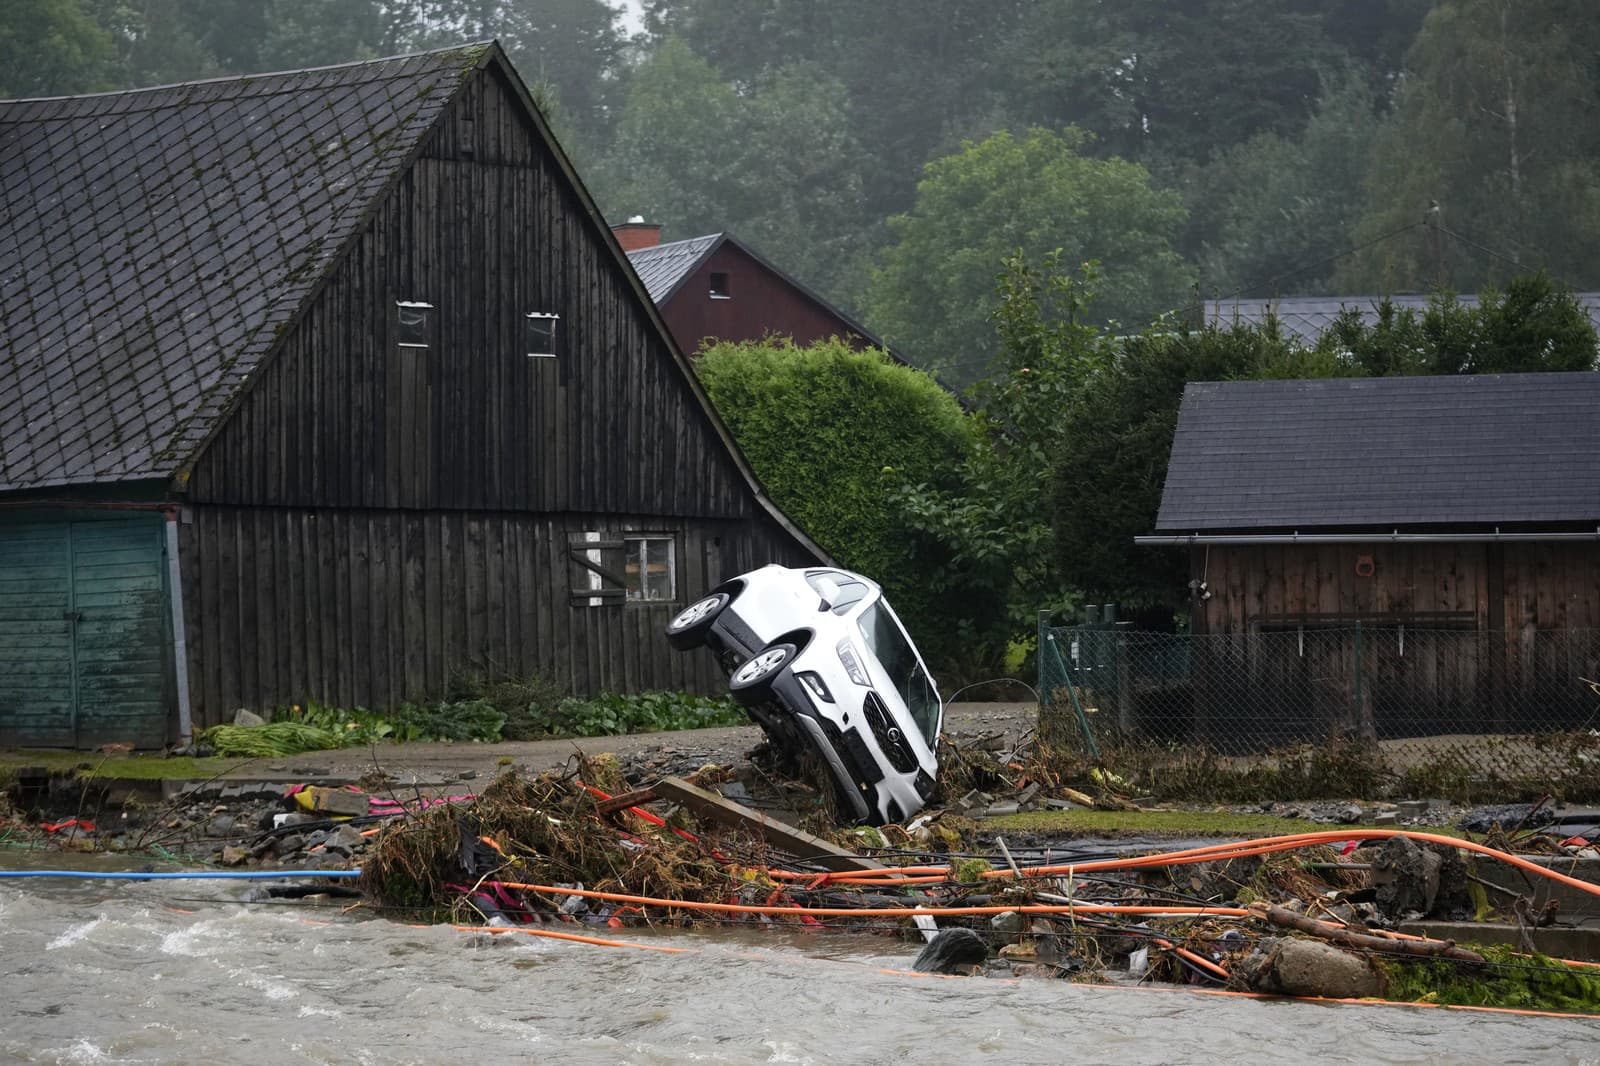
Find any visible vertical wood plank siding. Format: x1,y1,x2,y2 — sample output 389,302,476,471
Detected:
178,505,811,724
187,65,750,519
1197,543,1600,634
174,64,819,725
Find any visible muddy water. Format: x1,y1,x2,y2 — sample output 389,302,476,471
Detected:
2,863,1595,1065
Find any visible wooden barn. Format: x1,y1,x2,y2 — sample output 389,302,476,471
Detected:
0,44,824,749
619,226,906,362
1138,372,1600,741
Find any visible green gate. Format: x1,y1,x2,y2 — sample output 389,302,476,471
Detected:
0,516,171,748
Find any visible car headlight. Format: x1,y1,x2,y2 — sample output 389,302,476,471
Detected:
836,639,870,686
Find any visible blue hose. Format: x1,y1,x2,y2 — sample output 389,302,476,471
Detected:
0,869,361,880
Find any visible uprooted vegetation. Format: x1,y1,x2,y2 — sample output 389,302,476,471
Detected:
339,757,1600,1015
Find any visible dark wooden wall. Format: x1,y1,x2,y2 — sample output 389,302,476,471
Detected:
187,63,753,520
661,242,876,356
1195,542,1600,634
178,504,812,724
174,60,822,725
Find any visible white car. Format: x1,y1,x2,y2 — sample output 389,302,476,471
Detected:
666,565,942,826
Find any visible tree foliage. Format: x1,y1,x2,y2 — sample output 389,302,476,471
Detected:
1339,0,1600,292
0,0,117,98
590,39,872,302
865,127,1192,387
691,337,989,670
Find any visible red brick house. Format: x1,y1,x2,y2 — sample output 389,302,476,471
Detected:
618,224,906,363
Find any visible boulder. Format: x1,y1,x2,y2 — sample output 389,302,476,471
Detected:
232,709,267,728
912,928,989,974
1233,937,1383,999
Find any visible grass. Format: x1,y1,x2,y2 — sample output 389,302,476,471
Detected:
984,807,1462,838
0,750,254,785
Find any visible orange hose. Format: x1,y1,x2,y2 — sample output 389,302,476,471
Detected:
796,830,1600,901
493,881,1248,920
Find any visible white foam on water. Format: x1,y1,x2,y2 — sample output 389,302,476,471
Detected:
46,918,102,950
296,1004,341,1019
231,967,298,1002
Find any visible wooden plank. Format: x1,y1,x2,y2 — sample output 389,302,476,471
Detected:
652,776,884,873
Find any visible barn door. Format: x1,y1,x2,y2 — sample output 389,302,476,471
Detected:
0,517,170,748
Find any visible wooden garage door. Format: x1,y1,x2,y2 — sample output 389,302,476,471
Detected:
0,517,170,748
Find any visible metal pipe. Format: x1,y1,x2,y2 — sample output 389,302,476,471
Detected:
164,511,194,744
1136,528,1600,546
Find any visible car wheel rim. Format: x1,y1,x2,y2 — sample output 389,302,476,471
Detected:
672,596,720,630
735,648,787,683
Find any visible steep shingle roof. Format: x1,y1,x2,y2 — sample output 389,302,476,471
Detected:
0,47,486,491
1201,294,1600,347
1155,372,1600,531
626,233,722,303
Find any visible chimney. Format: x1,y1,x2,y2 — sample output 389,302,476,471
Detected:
613,215,662,252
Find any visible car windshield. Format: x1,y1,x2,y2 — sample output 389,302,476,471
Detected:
856,601,940,743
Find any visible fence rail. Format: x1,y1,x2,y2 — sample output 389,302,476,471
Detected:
1038,618,1600,796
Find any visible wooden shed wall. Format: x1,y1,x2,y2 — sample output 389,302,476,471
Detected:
177,504,812,724
185,62,753,520
1195,542,1600,634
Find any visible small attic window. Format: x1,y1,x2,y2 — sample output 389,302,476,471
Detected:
709,272,731,300
526,312,560,358
397,301,433,349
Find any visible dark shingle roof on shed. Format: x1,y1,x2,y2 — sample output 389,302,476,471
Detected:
1154,372,1600,531
1202,294,1600,347
0,47,486,491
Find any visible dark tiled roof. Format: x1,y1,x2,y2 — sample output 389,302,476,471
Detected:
1155,372,1600,531
0,47,486,491
626,233,722,303
1202,294,1600,346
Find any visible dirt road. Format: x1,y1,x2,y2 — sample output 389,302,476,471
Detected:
215,701,1038,784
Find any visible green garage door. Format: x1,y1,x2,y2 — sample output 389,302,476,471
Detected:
0,517,171,748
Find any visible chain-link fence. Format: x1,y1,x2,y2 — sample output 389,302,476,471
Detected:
1038,616,1600,798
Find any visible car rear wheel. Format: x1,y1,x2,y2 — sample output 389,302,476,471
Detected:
729,643,796,706
666,592,730,650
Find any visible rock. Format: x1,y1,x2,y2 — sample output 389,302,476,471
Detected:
912,928,989,974
325,825,365,851
206,815,235,838
1234,937,1383,999
1397,800,1429,820
1458,803,1555,834
1338,805,1364,824
220,845,251,867
232,708,267,728
1372,811,1398,826
273,833,306,856
985,802,1020,817
990,911,1024,936
1371,835,1442,918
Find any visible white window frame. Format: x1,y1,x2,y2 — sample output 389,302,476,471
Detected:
397,300,433,349
624,535,676,603
526,311,560,358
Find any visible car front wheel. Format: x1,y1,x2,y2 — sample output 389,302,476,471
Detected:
666,592,730,650
729,643,796,705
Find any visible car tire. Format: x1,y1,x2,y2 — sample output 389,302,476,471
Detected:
729,643,796,706
666,592,730,650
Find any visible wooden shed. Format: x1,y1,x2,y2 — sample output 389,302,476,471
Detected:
0,45,824,748
1139,372,1600,740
